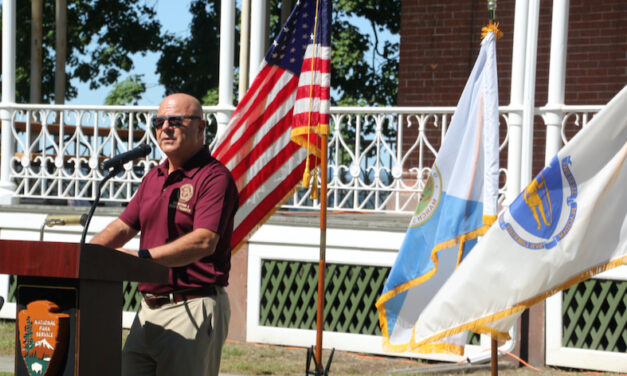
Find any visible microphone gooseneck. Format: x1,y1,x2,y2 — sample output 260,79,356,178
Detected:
100,144,152,171
82,144,152,246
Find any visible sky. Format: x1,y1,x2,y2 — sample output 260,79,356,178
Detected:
68,1,194,106
14,1,396,107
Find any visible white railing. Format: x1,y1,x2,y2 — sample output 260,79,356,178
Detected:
0,103,602,212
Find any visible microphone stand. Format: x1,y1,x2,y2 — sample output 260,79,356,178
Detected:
80,165,123,246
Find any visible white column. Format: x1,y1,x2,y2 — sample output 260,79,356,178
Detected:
0,0,17,204
55,0,67,104
249,0,267,80
506,0,529,204
217,0,236,138
30,0,43,103
544,0,569,164
239,0,251,99
520,0,541,187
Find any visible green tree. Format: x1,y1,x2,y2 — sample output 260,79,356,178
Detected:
156,1,397,108
270,0,400,106
23,316,34,352
201,87,219,106
157,0,220,100
332,1,400,106
105,75,146,105
0,0,163,103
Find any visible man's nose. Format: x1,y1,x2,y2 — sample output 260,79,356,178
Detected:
161,119,175,131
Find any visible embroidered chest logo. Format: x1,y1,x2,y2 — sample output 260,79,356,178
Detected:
177,184,194,213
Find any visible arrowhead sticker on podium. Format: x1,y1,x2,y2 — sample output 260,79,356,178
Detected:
18,300,69,376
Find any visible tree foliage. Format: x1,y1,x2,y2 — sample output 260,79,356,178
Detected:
270,0,400,106
160,0,398,107
2,0,398,107
104,75,146,105
157,0,227,101
331,0,399,106
0,0,163,103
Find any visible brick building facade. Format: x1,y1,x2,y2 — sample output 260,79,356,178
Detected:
398,0,626,175
397,1,626,366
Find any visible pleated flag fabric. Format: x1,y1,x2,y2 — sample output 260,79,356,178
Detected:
212,0,331,252
376,31,500,355
412,86,627,357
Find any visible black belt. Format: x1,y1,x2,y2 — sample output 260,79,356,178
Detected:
143,286,217,309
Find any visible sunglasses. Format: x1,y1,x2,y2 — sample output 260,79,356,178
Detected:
151,115,201,129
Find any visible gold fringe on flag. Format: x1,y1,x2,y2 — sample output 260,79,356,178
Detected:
297,0,323,199
481,21,504,40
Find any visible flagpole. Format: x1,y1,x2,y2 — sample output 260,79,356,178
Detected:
491,338,498,376
315,132,328,370
487,2,499,376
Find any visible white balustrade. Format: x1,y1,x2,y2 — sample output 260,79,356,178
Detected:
0,103,600,212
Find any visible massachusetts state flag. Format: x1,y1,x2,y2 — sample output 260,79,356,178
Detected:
412,87,627,364
376,31,500,355
213,0,331,251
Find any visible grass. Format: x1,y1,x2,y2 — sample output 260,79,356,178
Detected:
1,320,622,375
0,321,13,356
220,340,430,376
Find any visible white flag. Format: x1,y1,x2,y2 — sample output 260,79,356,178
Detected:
413,86,627,354
376,31,500,355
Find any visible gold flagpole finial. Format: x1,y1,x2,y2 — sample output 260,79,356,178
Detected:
487,0,497,21
482,0,503,40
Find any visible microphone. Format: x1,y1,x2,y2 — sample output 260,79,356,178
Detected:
40,214,89,241
45,214,88,227
100,144,151,170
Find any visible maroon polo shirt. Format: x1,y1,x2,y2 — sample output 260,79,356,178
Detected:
119,147,239,295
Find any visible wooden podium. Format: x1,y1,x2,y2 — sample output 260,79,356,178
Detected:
0,239,169,376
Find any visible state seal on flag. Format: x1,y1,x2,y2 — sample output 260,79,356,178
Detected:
499,155,578,250
409,165,442,228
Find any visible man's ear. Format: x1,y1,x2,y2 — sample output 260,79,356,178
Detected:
199,119,207,136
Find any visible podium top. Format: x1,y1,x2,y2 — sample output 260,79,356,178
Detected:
0,239,168,283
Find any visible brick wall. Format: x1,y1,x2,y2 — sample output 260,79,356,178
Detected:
399,0,626,175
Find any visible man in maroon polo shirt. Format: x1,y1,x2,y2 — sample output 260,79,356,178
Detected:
91,93,239,376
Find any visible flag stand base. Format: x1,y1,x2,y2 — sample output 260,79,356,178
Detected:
306,346,334,376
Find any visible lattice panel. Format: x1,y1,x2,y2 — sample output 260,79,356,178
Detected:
259,260,389,335
8,275,17,302
123,281,143,312
562,279,626,352
7,275,142,312
467,332,481,345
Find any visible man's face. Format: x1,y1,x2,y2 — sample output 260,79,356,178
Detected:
155,96,204,161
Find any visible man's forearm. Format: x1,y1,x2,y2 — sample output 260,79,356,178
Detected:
90,219,138,248
144,228,220,267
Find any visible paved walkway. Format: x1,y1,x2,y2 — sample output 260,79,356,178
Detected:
0,355,12,373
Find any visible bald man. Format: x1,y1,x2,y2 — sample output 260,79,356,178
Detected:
91,93,239,376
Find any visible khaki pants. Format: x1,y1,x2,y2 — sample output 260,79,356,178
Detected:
122,287,230,376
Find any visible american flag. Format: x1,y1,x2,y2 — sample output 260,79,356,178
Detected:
213,0,331,251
